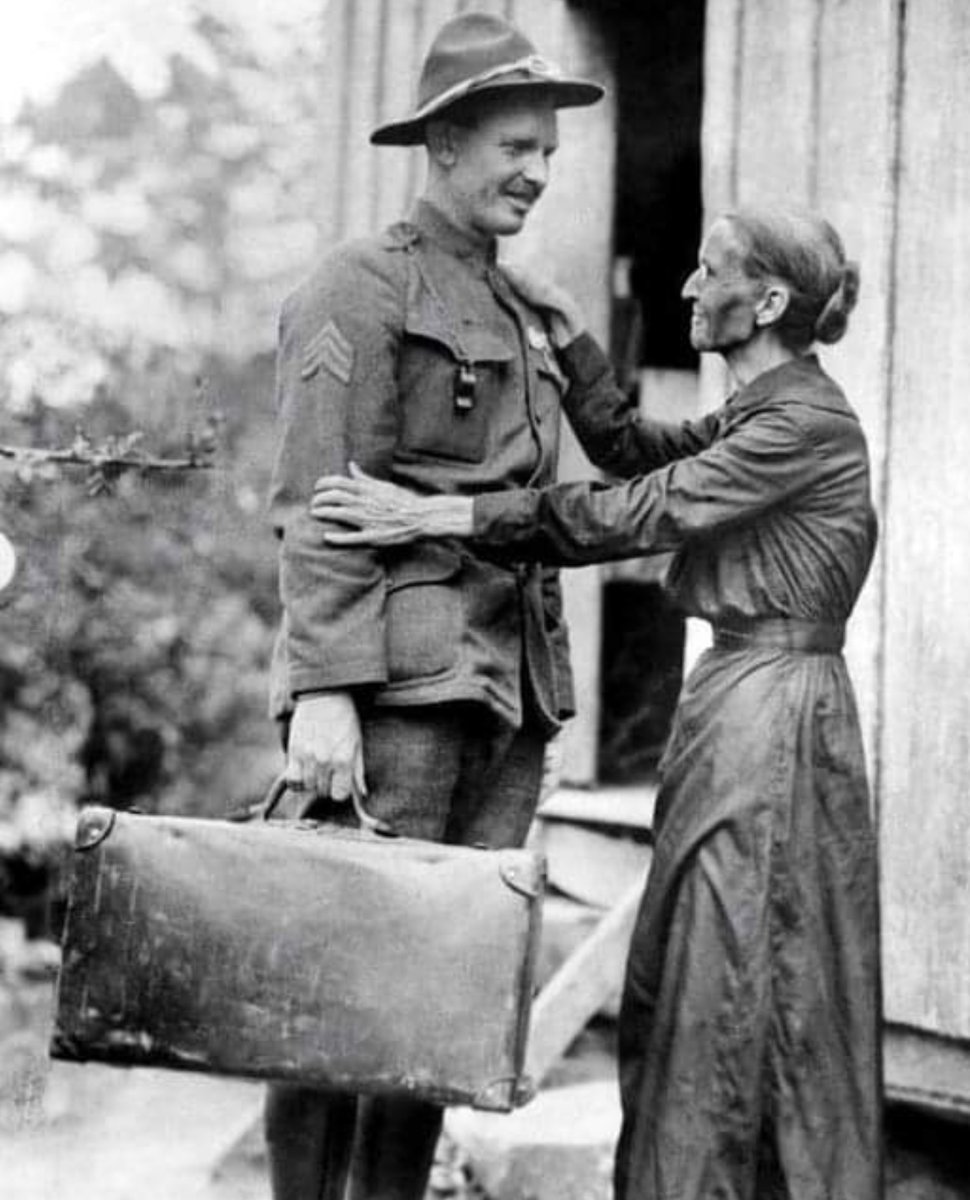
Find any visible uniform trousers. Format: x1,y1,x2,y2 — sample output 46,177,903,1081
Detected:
265,701,547,1200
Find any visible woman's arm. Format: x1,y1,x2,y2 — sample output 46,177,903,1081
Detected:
313,405,820,566
503,265,721,478
311,465,473,545
559,335,721,475
471,406,819,565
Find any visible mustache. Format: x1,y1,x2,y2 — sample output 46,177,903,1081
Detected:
504,184,542,203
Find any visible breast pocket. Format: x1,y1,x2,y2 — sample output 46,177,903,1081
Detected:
398,319,514,464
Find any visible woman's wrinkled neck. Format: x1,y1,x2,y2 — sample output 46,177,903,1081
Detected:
723,331,799,390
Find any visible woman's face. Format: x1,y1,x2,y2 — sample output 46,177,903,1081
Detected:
682,220,766,353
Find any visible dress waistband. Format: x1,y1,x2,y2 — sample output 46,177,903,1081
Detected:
711,616,845,654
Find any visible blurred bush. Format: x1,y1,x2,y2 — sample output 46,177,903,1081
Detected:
0,0,324,869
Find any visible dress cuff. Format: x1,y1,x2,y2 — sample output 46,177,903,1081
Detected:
472,491,541,547
558,331,613,389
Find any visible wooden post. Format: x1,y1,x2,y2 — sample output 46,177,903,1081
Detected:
527,877,644,1085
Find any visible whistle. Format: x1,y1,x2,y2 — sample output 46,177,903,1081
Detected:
454,362,477,412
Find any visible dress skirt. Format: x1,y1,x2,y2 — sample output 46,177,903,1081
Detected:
614,642,882,1200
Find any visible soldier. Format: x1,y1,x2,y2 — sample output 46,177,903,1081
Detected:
265,12,603,1199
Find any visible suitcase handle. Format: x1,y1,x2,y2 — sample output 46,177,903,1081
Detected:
260,774,398,838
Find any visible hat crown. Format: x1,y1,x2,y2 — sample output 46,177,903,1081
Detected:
369,10,602,146
418,12,537,109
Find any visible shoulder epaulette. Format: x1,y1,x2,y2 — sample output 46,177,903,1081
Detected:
383,221,421,252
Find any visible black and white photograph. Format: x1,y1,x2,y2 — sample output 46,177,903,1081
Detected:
1,2,968,1198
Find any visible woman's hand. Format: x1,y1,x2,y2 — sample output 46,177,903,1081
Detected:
311,464,474,545
501,264,587,348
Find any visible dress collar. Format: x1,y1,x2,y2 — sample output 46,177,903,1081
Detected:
726,353,829,419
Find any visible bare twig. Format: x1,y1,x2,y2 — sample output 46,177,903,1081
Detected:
0,445,215,471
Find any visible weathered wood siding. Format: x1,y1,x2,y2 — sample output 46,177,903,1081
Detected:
882,0,970,1039
318,0,616,784
703,0,970,1044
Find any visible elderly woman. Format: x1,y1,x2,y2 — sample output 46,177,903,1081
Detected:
312,209,882,1200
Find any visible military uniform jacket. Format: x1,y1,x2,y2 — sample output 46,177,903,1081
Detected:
268,200,586,734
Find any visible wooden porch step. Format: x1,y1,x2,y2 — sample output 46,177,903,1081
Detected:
537,780,658,832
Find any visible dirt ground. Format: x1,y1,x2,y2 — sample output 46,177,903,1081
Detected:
2,978,969,1200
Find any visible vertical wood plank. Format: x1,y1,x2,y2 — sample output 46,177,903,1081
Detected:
457,0,506,14
733,0,820,206
813,0,901,804
336,0,386,241
880,0,970,1038
697,0,742,422
317,0,349,246
403,0,464,202
700,0,743,219
373,0,425,230
335,0,463,241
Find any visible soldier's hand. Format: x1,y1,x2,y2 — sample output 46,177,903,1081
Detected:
286,691,366,803
501,264,586,347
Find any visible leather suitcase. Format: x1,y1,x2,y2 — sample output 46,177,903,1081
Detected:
49,787,545,1111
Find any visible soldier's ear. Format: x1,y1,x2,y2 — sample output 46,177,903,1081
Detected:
425,119,460,168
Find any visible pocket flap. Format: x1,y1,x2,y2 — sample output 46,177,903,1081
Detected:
462,328,515,365
404,314,514,365
385,543,463,592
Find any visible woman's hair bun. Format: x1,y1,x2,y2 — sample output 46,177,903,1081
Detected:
814,259,861,345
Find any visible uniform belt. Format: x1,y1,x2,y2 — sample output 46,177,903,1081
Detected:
711,617,845,654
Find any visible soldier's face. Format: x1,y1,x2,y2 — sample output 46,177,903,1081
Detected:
445,97,559,238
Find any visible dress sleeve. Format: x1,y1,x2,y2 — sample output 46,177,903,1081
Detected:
559,332,721,478
472,404,820,566
268,245,403,695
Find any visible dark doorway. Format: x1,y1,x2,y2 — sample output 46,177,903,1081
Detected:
598,577,686,783
579,1,706,782
607,0,705,374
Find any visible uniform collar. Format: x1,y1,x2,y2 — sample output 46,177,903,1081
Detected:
411,199,498,269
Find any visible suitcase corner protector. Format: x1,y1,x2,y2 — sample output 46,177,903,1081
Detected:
472,1074,536,1111
499,858,544,899
75,805,117,851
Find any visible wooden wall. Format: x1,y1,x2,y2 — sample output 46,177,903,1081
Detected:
703,0,970,1057
317,0,617,784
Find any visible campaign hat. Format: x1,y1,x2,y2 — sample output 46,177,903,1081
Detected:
370,11,604,146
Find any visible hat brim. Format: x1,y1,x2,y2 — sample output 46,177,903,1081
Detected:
370,77,605,146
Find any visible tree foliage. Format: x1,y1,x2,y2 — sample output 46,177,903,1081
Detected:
1,1,324,874
1,0,322,408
